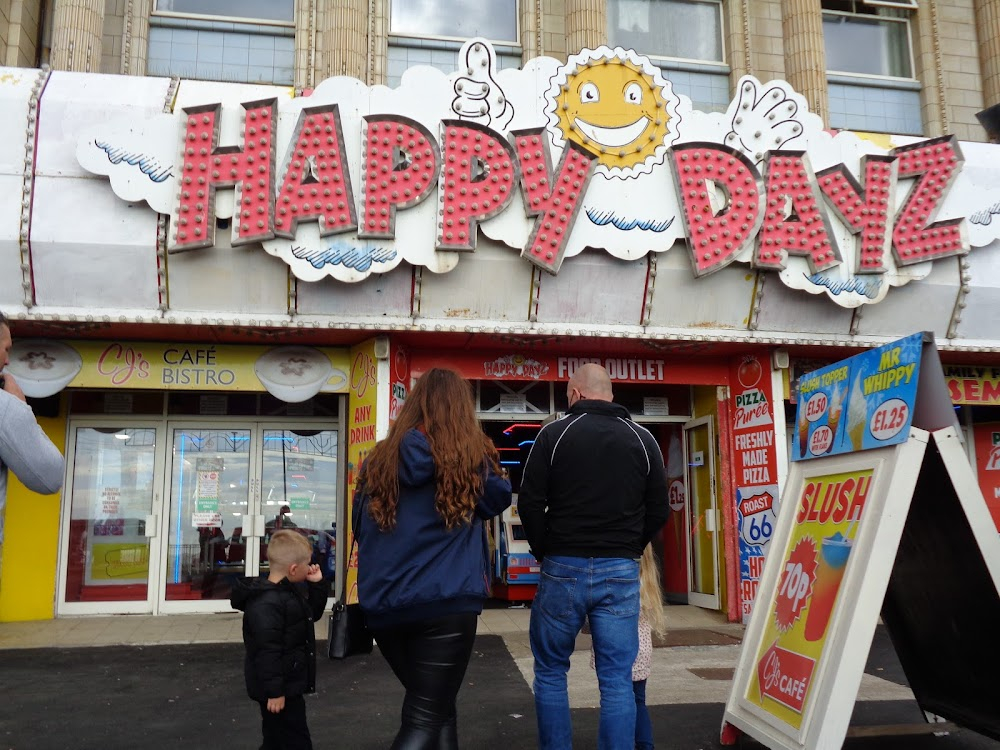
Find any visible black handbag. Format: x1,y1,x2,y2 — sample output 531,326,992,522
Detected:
328,492,374,659
328,600,374,659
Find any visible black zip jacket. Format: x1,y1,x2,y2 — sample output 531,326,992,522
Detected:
231,577,329,702
518,399,669,560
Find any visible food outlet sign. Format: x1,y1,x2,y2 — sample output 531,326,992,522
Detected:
77,39,1000,308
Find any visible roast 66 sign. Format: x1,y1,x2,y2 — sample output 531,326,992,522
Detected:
76,39,1000,307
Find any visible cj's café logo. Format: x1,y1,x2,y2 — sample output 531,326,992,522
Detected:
77,40,1000,308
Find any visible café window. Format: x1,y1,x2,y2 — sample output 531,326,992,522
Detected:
823,0,921,135
148,0,294,85
387,0,521,88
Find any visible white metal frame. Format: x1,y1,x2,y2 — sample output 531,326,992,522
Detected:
724,432,927,750
158,418,341,614
56,418,169,616
683,415,720,609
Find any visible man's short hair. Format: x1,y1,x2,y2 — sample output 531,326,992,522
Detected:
267,529,312,568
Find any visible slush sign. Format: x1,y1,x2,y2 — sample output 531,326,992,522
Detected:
79,39,997,307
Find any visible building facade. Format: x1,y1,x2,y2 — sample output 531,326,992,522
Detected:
1,0,1000,624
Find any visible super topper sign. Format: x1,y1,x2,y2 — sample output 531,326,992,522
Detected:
78,39,996,306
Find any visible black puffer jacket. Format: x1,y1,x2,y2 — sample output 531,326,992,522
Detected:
231,577,329,701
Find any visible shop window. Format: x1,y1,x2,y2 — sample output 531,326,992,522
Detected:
607,0,729,114
387,0,521,88
823,0,922,135
478,380,550,414
390,0,517,42
148,0,294,85
69,391,166,415
154,0,293,24
554,383,692,417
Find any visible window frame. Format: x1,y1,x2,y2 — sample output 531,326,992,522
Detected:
152,0,295,28
388,0,520,47
606,0,726,68
822,7,916,81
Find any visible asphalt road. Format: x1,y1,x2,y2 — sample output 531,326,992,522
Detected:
1,629,997,749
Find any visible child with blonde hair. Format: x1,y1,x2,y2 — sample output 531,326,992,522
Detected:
232,529,329,750
592,544,666,750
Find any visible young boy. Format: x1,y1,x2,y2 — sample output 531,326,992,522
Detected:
232,529,330,750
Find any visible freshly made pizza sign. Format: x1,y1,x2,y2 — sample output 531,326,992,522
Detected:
77,39,1000,307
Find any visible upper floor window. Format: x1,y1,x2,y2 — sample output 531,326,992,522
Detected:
154,0,294,25
823,0,914,79
607,0,724,64
390,0,518,43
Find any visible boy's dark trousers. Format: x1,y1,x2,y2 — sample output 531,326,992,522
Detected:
257,695,312,750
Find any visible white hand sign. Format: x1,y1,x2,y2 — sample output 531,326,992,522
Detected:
451,39,515,130
725,79,804,164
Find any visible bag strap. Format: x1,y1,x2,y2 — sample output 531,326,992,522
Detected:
339,485,366,602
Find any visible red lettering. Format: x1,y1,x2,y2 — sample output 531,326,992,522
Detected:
96,344,150,386
982,380,1000,404
841,474,870,524
436,121,519,251
672,144,763,276
171,99,277,251
817,480,840,524
512,128,597,274
947,380,961,402
891,136,965,266
965,379,981,402
755,152,841,273
797,482,816,524
817,155,896,274
274,104,357,238
358,115,440,239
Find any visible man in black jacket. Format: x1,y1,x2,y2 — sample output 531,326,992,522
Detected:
519,363,669,750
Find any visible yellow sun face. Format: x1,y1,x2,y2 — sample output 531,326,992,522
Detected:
553,58,671,173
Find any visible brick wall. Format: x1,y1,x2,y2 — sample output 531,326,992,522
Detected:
937,0,985,141
5,0,42,67
101,0,126,74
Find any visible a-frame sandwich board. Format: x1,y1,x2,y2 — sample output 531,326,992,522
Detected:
722,332,1000,749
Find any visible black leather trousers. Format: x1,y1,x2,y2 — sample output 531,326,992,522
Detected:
373,612,478,750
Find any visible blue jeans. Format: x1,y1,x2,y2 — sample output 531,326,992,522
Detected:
633,680,653,750
530,556,640,750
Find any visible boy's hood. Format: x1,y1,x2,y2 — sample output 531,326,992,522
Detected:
230,576,277,611
399,429,436,487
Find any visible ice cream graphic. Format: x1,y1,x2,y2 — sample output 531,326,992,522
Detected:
846,374,867,451
826,383,843,454
804,531,853,642
797,399,810,458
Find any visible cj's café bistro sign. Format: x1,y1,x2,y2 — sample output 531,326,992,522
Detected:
77,40,1000,306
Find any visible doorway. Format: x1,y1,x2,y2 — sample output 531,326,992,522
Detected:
58,419,342,615
684,416,720,609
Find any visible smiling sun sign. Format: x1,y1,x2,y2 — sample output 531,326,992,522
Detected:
545,47,682,179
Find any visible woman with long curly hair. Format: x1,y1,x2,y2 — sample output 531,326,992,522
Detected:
353,368,512,750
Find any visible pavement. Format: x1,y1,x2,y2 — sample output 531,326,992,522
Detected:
0,605,997,750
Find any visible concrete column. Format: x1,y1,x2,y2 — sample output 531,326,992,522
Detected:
122,0,151,75
780,0,828,124
913,0,947,136
322,0,367,81
976,0,1000,109
566,0,606,53
50,0,105,72
521,0,540,60
369,0,388,86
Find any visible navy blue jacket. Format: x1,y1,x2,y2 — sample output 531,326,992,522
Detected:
354,429,512,629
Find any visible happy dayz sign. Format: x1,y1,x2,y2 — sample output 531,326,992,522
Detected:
77,40,1000,307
